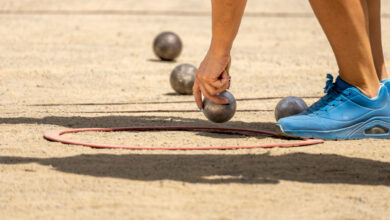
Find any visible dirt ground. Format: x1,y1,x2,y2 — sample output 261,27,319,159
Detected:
1,0,390,219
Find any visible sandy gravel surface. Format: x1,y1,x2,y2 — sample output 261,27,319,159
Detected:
1,1,390,219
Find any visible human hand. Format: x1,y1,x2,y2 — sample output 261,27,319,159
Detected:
193,51,231,109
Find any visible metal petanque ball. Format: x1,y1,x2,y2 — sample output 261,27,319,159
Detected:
170,64,197,95
153,32,182,61
203,91,237,123
275,96,308,121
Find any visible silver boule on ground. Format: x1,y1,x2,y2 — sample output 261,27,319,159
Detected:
203,91,237,123
153,31,182,61
274,96,308,121
170,64,197,95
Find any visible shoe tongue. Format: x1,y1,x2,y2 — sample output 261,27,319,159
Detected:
335,76,353,90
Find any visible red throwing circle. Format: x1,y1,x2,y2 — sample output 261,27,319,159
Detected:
44,126,324,150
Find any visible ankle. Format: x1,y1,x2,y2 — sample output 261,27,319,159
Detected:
378,66,389,81
340,72,381,98
356,84,381,98
379,72,389,81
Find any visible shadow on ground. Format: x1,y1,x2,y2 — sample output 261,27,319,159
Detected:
0,115,278,139
1,153,390,185
147,58,177,63
4,115,388,185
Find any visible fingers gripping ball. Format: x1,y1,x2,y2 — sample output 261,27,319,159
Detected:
203,91,237,123
275,96,308,121
170,64,197,95
153,32,182,61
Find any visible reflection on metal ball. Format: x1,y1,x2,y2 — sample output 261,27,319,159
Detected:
153,32,182,61
275,96,308,121
170,64,197,95
203,91,236,123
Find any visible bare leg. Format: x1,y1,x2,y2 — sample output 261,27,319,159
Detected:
367,0,388,80
309,0,380,97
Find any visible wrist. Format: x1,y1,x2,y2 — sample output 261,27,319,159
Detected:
209,42,231,59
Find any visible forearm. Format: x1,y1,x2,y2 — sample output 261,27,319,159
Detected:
210,0,247,57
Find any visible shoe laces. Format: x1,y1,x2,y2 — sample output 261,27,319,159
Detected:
307,74,349,115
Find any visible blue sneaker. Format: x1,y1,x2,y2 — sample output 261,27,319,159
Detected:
277,74,390,140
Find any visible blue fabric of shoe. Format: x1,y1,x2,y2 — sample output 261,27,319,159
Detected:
277,74,390,139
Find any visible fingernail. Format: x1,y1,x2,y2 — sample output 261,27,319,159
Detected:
197,106,203,111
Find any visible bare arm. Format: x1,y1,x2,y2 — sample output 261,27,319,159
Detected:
193,0,247,108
